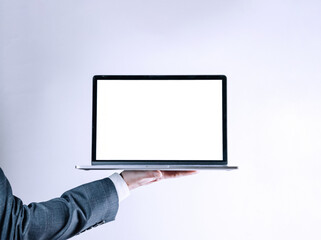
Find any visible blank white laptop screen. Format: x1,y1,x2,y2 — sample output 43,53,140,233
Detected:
96,79,223,161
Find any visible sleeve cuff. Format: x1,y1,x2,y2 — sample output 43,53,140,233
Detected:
109,173,130,202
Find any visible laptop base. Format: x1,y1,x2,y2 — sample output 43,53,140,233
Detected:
75,165,238,171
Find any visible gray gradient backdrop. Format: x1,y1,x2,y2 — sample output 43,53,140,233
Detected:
1,1,321,239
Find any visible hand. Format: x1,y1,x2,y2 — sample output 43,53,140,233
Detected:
120,170,198,190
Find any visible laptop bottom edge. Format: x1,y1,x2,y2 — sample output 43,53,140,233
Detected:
75,165,238,171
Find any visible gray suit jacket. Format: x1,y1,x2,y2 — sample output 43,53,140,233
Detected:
0,168,119,240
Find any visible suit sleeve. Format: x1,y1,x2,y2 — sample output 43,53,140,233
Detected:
0,168,119,240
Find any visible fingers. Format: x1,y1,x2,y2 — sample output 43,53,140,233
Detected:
120,170,198,191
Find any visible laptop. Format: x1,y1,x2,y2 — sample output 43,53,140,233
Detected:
76,75,237,170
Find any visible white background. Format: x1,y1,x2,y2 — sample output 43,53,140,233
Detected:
1,1,321,240
96,80,223,160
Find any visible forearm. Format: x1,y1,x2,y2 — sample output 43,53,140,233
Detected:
21,177,119,240
0,169,119,240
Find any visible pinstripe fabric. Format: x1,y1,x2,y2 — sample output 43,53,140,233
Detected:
0,168,119,240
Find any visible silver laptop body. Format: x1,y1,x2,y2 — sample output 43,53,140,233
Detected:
76,75,237,170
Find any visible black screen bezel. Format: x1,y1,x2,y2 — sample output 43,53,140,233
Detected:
92,75,227,166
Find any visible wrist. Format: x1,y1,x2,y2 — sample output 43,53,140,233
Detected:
109,173,130,201
120,172,131,190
